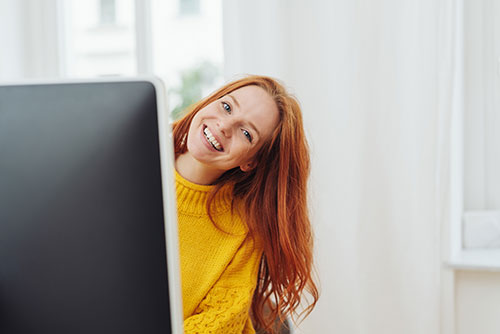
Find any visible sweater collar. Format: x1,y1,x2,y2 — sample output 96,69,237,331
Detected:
174,169,233,216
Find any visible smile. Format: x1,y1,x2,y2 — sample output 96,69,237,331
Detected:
203,127,223,152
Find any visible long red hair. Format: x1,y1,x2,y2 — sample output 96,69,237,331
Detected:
172,75,319,332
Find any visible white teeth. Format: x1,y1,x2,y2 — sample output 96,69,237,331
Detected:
203,127,222,150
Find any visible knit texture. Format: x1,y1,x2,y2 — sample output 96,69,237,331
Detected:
175,170,262,334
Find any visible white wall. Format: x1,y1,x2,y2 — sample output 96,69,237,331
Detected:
456,271,500,334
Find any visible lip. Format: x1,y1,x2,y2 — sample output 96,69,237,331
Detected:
202,125,224,152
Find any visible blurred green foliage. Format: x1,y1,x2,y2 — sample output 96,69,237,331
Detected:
169,61,220,121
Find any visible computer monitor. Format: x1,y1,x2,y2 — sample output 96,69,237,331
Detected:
0,78,183,333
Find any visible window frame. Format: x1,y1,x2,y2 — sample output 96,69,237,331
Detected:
447,0,500,271
56,0,152,77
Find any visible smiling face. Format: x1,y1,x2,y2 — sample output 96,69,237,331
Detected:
184,85,280,176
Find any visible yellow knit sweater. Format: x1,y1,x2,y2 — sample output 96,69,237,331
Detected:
175,170,263,334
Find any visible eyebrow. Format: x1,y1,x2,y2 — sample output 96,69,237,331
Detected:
226,94,261,139
227,94,240,109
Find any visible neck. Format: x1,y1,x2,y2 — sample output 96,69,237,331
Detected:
175,152,224,185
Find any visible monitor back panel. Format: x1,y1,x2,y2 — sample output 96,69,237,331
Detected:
0,81,172,333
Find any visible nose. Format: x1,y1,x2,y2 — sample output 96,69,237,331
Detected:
217,119,233,138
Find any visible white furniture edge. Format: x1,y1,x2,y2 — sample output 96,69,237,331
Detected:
154,76,185,334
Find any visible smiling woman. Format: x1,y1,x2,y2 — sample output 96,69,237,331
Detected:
172,75,319,333
177,85,280,185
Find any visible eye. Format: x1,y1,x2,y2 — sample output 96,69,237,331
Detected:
221,101,231,114
242,129,252,142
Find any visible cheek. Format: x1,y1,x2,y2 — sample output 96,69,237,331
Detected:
186,119,202,150
190,113,201,128
188,114,203,137
231,143,254,162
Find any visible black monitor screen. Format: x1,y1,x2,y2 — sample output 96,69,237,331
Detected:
0,80,174,333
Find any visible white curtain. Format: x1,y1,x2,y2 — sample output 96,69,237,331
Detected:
223,1,458,333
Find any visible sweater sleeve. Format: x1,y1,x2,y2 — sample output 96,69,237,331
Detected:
183,235,262,334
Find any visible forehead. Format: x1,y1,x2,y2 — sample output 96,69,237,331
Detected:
229,85,275,111
230,85,279,121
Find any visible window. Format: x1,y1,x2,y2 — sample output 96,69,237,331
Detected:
151,0,223,119
179,0,201,16
450,0,500,269
58,0,224,118
61,0,137,77
100,0,117,25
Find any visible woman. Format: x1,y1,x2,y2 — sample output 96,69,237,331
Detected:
173,75,318,333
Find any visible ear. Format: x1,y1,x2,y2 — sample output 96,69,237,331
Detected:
239,160,256,172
